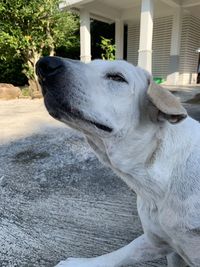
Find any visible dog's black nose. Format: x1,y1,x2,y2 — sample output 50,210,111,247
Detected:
36,56,64,79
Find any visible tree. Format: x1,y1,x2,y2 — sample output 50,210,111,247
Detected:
0,0,79,96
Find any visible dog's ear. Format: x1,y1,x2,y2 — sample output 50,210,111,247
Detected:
147,81,187,124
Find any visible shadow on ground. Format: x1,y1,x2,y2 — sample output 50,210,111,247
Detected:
0,126,167,267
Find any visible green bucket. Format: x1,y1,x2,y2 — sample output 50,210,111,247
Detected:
153,77,165,84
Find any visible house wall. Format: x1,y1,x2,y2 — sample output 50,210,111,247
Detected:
179,15,200,85
127,23,140,66
127,16,173,80
152,16,173,80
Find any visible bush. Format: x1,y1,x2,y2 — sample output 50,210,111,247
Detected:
0,59,28,86
91,20,115,59
0,43,80,87
100,36,116,60
20,86,31,97
55,45,80,59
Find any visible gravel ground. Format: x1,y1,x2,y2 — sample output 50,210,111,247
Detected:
0,89,200,267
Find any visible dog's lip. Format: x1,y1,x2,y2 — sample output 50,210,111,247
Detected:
44,93,113,133
65,108,113,133
89,120,113,132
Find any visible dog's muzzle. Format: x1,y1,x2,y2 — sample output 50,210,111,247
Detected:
36,57,113,133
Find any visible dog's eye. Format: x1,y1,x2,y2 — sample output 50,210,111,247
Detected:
106,73,128,83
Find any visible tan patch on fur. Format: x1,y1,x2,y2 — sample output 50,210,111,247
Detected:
147,81,187,123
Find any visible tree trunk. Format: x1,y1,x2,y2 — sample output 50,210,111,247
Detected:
49,47,54,56
28,78,42,99
27,47,55,98
27,51,42,98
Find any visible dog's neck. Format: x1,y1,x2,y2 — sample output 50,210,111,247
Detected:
86,122,163,201
86,117,199,202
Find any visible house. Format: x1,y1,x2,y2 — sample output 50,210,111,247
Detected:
64,0,200,85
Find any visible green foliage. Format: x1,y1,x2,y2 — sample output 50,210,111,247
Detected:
0,0,79,89
100,36,116,60
20,86,31,97
0,58,28,86
91,20,115,59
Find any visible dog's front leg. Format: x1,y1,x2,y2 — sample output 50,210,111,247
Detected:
167,252,188,267
55,234,171,267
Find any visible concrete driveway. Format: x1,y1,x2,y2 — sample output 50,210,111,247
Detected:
0,88,200,267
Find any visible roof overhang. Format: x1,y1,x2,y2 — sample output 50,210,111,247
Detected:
61,0,200,23
61,0,120,23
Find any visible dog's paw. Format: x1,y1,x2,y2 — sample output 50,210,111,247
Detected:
54,257,93,267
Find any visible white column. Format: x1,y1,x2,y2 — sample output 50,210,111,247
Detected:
80,9,91,63
115,20,124,60
167,7,182,85
138,0,154,73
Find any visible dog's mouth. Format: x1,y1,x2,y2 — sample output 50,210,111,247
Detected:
65,107,113,133
85,119,113,132
44,93,113,133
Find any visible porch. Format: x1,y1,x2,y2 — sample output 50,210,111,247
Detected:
64,0,200,85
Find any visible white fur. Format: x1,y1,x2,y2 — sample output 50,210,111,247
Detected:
39,59,200,267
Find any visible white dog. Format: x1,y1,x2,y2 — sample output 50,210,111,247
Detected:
36,57,200,267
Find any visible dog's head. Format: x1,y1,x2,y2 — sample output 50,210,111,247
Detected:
36,56,187,138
